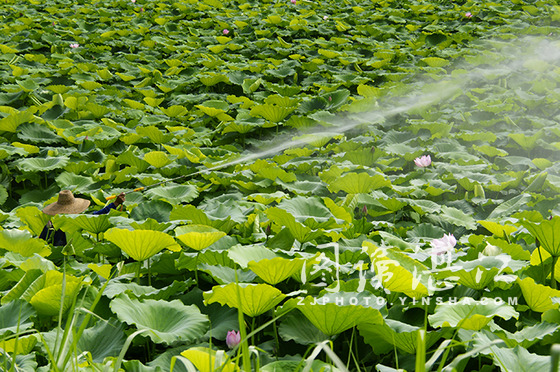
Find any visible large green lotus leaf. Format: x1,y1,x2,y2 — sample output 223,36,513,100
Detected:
145,184,199,204
0,229,51,257
0,300,36,337
227,244,278,268
250,104,294,122
53,213,113,235
363,241,431,299
0,334,37,354
490,345,549,372
438,255,525,290
438,206,477,230
248,257,305,285
143,151,173,168
276,196,341,229
358,319,443,354
104,228,181,261
198,264,257,284
14,156,69,172
104,279,191,301
55,172,96,193
487,193,532,220
15,206,51,236
204,283,286,317
76,318,126,363
110,296,209,345
428,298,518,330
170,205,236,233
257,166,297,183
180,347,237,372
278,293,385,336
130,200,173,223
136,126,174,144
17,123,63,145
478,220,518,237
521,216,560,256
265,207,323,243
2,270,43,305
494,322,560,349
328,172,391,194
0,108,35,133
0,353,37,372
517,277,560,312
24,270,83,316
175,224,226,251
278,310,329,345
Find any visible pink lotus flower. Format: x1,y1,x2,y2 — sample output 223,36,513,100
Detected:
226,330,241,349
131,0,136,3
465,12,472,18
291,0,296,3
414,155,431,168
323,15,328,20
223,29,230,35
70,43,79,48
431,234,456,256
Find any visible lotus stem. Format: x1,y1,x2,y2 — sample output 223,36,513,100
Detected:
551,344,560,372
552,256,558,290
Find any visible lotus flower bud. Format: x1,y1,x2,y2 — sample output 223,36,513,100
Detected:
482,243,502,257
226,330,241,349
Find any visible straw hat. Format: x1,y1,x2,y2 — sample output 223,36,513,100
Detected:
43,190,91,216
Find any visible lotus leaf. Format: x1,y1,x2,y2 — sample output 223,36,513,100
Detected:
0,335,37,354
204,283,286,317
53,213,113,236
266,207,323,243
175,224,226,251
76,319,126,363
104,228,181,261
145,184,199,204
130,200,173,223
363,241,431,298
358,319,443,354
110,295,209,345
0,108,35,133
278,310,329,345
0,229,51,257
23,270,83,316
428,298,519,330
15,206,51,236
180,347,238,372
278,293,385,336
490,345,549,372
0,299,36,337
248,257,305,285
275,198,336,228
521,216,560,257
328,172,391,194
517,277,560,313
15,156,69,172
144,151,172,168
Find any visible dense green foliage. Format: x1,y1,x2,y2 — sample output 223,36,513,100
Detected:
2,0,560,371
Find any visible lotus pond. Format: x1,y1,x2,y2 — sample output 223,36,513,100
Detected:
2,0,560,371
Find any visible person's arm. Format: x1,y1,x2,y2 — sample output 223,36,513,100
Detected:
92,193,125,215
92,203,116,215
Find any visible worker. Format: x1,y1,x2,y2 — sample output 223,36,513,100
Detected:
39,190,125,246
